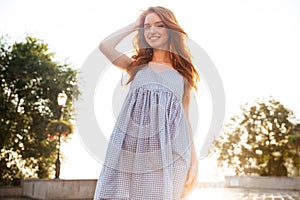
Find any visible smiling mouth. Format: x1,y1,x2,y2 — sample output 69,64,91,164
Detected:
148,36,160,40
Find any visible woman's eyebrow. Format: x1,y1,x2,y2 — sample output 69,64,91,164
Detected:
144,21,164,26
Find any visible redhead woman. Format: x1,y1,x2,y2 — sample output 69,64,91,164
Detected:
94,6,199,200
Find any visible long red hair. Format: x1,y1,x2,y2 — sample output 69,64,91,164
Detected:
126,6,200,91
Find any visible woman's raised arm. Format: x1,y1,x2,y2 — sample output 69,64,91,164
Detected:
99,17,142,70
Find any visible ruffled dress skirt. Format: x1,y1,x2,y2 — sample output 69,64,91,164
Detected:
94,67,191,200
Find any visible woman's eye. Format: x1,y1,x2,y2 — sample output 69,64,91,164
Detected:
143,24,165,31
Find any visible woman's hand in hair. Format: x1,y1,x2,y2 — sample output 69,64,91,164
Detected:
132,14,144,30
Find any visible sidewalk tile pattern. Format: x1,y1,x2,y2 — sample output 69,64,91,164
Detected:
189,188,300,200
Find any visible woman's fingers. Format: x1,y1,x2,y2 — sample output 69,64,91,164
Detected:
185,163,198,185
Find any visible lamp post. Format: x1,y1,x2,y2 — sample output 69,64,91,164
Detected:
55,91,67,179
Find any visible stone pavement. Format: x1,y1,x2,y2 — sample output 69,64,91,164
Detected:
189,188,300,200
1,188,299,199
0,198,33,200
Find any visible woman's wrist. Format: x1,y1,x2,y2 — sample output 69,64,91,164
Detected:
130,22,139,31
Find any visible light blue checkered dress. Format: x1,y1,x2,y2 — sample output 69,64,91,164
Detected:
94,65,191,200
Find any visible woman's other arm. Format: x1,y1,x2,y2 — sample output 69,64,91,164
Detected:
181,81,198,198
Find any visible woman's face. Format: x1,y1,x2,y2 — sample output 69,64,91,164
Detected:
143,12,169,50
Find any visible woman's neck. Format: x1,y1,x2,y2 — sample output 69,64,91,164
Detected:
152,49,171,63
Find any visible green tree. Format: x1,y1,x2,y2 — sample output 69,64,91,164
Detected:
0,35,79,185
214,97,299,176
287,122,300,176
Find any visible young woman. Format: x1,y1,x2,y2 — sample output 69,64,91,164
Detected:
94,6,200,200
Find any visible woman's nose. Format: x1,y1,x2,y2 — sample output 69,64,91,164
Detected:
148,26,157,33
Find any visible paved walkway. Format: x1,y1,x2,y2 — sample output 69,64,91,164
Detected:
2,188,299,199
1,198,33,200
189,188,300,200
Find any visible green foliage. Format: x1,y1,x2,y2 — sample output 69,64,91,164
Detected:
214,97,299,176
287,123,300,174
0,35,79,185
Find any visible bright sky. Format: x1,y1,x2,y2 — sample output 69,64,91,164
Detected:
1,0,300,186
